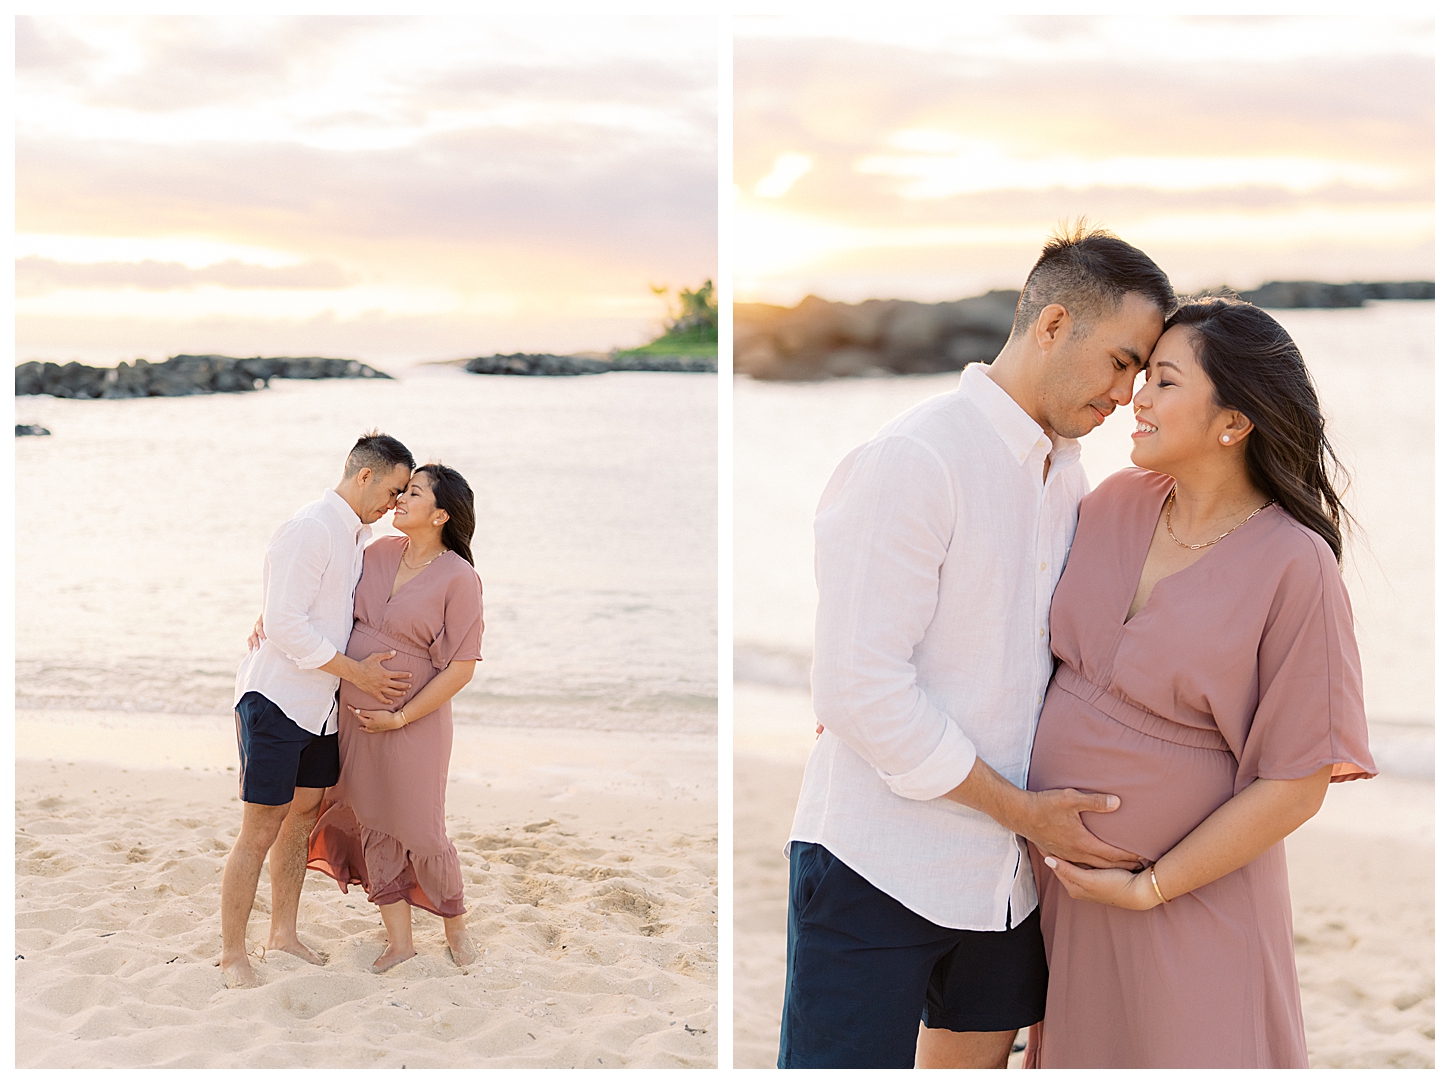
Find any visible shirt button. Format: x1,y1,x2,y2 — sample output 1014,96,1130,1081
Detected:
1038,628,1045,637
1040,561,1047,572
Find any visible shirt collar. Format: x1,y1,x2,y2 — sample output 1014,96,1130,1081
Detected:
958,363,1081,469
322,488,368,538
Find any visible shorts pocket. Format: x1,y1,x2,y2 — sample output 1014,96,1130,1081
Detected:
791,842,836,924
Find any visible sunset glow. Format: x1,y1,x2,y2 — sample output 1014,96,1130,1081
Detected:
735,15,1432,304
17,14,716,365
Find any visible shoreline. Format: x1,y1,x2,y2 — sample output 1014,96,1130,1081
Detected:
16,712,717,1069
15,701,718,737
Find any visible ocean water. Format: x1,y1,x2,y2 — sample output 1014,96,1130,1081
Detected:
735,301,1432,772
16,364,717,733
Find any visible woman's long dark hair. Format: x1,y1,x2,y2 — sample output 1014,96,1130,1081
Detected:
1166,297,1350,563
415,463,476,567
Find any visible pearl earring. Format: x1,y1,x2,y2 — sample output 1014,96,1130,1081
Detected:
1221,435,1231,444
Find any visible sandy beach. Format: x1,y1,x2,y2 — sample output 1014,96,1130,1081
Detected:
16,709,717,1069
733,684,1434,1070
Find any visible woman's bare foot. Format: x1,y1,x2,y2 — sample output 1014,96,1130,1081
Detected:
444,921,478,967
221,954,259,988
371,943,417,973
443,914,476,966
266,934,328,966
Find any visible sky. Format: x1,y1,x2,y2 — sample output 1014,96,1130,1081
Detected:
734,14,1434,305
16,14,717,366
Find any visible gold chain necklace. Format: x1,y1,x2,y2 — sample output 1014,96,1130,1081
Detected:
401,538,446,570
1165,485,1274,551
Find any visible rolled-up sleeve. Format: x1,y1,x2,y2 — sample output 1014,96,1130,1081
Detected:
262,518,342,670
811,434,978,800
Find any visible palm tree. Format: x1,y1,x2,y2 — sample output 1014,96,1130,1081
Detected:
647,280,717,346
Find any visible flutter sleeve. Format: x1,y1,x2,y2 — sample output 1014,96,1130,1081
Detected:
429,561,484,670
1236,529,1376,793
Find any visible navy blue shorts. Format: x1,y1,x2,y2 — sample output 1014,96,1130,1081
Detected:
778,841,1048,1069
234,692,339,806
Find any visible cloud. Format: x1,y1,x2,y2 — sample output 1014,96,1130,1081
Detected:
69,15,394,112
755,153,814,198
422,55,712,113
14,14,717,359
736,38,1432,179
15,16,100,78
16,256,357,296
17,17,717,285
733,32,1432,300
21,15,714,142
16,125,716,278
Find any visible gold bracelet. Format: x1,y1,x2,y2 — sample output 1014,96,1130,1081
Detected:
397,709,407,726
1148,864,1169,905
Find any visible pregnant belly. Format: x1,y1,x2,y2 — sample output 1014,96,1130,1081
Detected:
1028,678,1236,863
341,624,438,715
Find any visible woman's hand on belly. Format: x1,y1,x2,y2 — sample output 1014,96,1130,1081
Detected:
351,706,408,733
1041,856,1160,911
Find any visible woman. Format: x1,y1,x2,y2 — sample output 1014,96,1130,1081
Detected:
307,463,485,973
1023,298,1376,1068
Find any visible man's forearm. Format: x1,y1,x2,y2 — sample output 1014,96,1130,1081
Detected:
316,652,356,683
941,756,1029,835
941,754,1139,869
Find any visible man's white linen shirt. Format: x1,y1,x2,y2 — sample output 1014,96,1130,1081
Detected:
234,489,371,736
789,363,1089,931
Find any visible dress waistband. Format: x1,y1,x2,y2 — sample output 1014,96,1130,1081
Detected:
1050,665,1231,752
352,621,434,663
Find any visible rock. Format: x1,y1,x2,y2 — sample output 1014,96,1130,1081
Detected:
15,424,50,437
16,355,392,399
25,361,107,399
464,353,609,376
463,353,715,376
735,290,1018,380
610,354,716,373
1241,281,1434,308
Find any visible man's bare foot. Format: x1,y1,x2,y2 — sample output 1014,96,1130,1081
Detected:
221,955,259,989
266,934,328,966
445,931,478,968
371,944,416,974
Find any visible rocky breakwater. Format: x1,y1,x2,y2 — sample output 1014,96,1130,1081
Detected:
15,355,391,399
1241,281,1434,308
463,353,716,376
735,291,1019,380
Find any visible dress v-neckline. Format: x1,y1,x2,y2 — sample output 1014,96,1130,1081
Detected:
387,539,443,604
1121,480,1270,627
1122,483,1205,627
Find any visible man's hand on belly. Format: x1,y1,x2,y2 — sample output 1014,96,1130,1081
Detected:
321,650,412,707
1010,787,1146,869
944,757,1144,870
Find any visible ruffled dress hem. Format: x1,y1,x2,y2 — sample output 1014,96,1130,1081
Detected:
307,799,466,919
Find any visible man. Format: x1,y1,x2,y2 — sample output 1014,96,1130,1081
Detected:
219,432,417,989
779,227,1177,1068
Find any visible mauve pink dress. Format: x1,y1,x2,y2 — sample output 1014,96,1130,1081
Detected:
1024,468,1375,1069
307,535,484,918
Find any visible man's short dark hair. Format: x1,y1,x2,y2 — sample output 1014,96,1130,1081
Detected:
1009,222,1176,340
345,430,414,479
